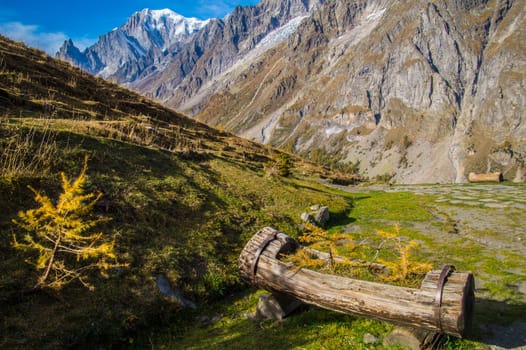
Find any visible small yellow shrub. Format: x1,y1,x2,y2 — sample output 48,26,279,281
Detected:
287,222,432,286
289,222,357,271
376,224,433,286
12,156,125,290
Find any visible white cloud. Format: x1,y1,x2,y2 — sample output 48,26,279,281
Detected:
0,21,67,55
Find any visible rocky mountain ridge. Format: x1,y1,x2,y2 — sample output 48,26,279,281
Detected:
58,0,525,184
56,8,208,79
193,0,526,183
125,0,324,106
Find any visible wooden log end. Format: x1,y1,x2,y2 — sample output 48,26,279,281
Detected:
238,227,299,285
420,269,475,337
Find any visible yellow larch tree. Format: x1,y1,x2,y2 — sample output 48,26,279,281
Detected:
12,156,123,290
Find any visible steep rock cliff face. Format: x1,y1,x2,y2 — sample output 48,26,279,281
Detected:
192,0,525,183
129,0,324,108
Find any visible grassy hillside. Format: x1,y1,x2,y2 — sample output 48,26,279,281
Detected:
0,36,355,348
2,36,523,350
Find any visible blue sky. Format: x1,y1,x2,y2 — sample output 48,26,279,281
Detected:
0,0,260,55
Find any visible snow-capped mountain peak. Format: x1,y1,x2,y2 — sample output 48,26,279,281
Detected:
57,8,209,79
136,8,209,34
149,8,182,20
126,8,209,49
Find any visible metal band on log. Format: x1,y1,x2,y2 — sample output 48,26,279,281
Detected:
239,228,475,338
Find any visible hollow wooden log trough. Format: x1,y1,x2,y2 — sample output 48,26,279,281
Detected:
468,172,503,182
239,227,475,338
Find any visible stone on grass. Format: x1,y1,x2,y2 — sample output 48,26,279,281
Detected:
363,333,379,344
383,326,440,350
156,274,196,309
314,206,330,225
255,293,303,321
301,212,314,223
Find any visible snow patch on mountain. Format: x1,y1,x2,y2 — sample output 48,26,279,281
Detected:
150,8,184,22
145,8,209,36
256,16,307,52
324,125,346,136
234,15,308,68
365,8,385,22
135,8,209,49
177,15,309,112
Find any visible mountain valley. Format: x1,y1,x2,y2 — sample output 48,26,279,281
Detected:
59,0,526,184
1,7,526,347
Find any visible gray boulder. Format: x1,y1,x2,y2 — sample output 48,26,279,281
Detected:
314,206,330,226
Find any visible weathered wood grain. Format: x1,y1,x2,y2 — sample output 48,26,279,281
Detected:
239,228,475,338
